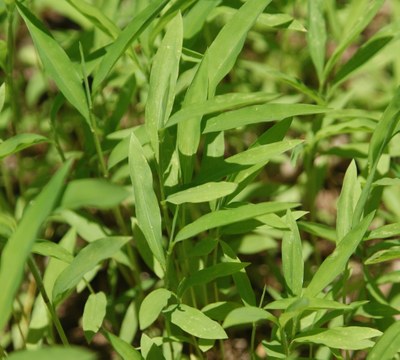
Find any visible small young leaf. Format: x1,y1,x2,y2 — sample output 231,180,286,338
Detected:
52,236,131,303
129,132,165,269
139,288,172,330
83,292,107,342
166,304,227,339
365,247,400,265
32,240,74,263
166,182,237,205
0,133,48,159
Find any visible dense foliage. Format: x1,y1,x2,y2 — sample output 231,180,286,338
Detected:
1,0,400,359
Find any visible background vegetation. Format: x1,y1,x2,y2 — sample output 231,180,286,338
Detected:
1,0,400,359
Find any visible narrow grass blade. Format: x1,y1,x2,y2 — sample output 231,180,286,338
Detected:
166,92,279,128
294,327,381,350
0,160,71,331
223,307,276,328
0,133,48,159
103,330,143,360
282,210,303,296
146,12,182,161
83,292,107,342
166,182,237,205
336,160,360,242
307,0,326,83
129,133,165,269
16,2,89,121
139,289,172,330
60,179,129,210
324,0,385,79
225,140,303,166
203,104,328,133
166,304,227,339
305,212,374,297
66,0,120,38
92,0,169,91
367,321,400,360
177,262,249,298
52,236,130,303
175,202,298,242
333,24,398,86
7,347,96,360
298,221,337,242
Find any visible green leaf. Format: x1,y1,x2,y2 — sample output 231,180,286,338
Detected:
177,262,249,298
365,247,400,265
7,347,96,360
307,0,326,82
92,0,169,91
203,103,328,133
103,330,143,360
129,132,165,269
0,82,5,112
166,304,227,339
294,326,381,350
166,182,237,205
60,179,129,210
336,160,361,242
175,202,298,242
139,288,172,330
369,86,400,169
305,212,374,297
225,140,303,165
367,321,400,360
166,92,279,128
223,306,276,328
366,222,400,240
177,0,271,181
323,0,385,79
265,297,350,311
146,12,182,161
0,160,71,330
0,133,48,159
83,292,107,342
334,24,397,86
282,210,303,296
52,236,130,303
66,0,120,38
298,221,337,242
16,2,89,121
32,239,74,263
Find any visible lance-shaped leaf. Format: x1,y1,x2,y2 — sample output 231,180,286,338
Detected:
223,306,276,328
367,321,400,360
7,347,96,360
166,304,227,339
83,292,107,342
52,237,131,303
129,133,165,269
305,212,374,298
92,0,169,91
203,103,328,133
16,3,89,121
146,12,182,161
175,202,298,242
0,160,71,330
139,288,172,330
282,210,303,296
0,133,48,159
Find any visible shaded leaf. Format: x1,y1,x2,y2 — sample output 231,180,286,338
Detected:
139,288,172,330
0,133,48,159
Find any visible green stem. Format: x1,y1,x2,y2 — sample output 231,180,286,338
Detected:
79,43,108,178
27,257,69,346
